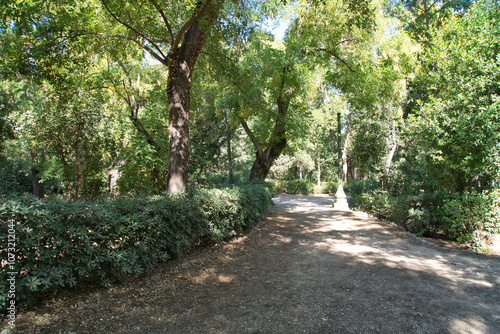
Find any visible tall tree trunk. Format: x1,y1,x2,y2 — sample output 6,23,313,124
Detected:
383,125,397,189
165,5,222,193
224,110,234,184
166,50,193,192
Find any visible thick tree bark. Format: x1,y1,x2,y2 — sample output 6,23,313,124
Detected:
242,113,288,181
244,109,288,181
166,32,198,192
249,140,288,180
165,2,223,193
248,142,287,180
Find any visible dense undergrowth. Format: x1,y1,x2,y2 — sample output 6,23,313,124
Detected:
347,181,500,252
0,184,273,310
271,179,338,195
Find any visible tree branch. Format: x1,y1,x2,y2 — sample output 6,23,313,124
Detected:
241,119,263,159
172,0,213,51
148,0,174,44
105,62,158,150
334,38,357,47
316,48,359,76
93,32,167,65
99,0,167,63
200,51,251,98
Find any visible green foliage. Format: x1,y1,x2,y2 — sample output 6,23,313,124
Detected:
351,185,500,250
272,179,314,195
441,189,500,251
388,0,472,47
354,189,394,219
317,181,338,194
0,157,32,196
0,184,273,310
405,0,500,192
346,180,380,197
344,0,500,251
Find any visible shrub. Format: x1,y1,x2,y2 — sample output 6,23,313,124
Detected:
0,184,273,310
317,181,338,194
346,180,380,197
354,189,393,219
350,182,500,251
0,158,32,196
286,180,313,195
441,189,500,251
392,192,445,236
271,179,313,195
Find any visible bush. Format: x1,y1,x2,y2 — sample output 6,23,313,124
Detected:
271,179,313,195
354,189,393,219
441,189,500,251
286,180,313,195
0,184,273,310
0,158,32,196
391,192,445,236
316,181,338,194
346,180,380,197
350,182,500,251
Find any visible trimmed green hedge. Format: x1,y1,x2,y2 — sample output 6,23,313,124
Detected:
0,185,273,310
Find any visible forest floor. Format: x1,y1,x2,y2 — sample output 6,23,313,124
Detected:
3,194,500,334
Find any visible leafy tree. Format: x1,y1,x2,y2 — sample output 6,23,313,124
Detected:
405,0,500,193
308,2,419,186
0,81,18,151
2,0,229,193
388,0,472,47
233,35,310,180
104,58,169,193
94,0,228,192
303,78,343,186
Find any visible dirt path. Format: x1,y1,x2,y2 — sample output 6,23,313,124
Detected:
5,195,500,333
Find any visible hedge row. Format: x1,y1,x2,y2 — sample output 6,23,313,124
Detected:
349,183,500,251
0,185,273,310
271,179,338,195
